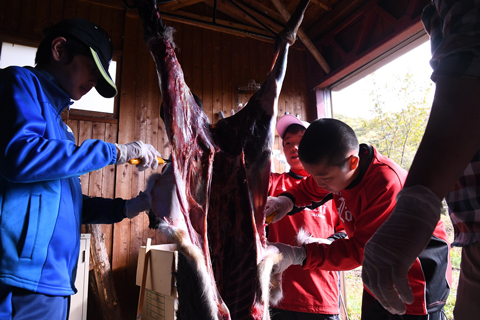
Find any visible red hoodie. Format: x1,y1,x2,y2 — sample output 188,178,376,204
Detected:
268,170,344,314
281,145,451,315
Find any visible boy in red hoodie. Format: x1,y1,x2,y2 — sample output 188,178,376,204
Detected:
265,118,451,320
268,114,345,320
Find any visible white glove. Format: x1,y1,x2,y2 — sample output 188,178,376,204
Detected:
268,242,306,274
115,140,161,171
297,228,333,245
264,196,294,223
362,185,441,314
125,191,151,219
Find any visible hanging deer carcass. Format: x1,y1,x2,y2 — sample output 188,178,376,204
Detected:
133,0,311,319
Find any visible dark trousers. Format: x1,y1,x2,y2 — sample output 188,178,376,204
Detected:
0,284,69,320
361,290,446,320
270,307,340,320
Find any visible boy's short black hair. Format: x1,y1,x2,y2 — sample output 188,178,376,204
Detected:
298,118,359,168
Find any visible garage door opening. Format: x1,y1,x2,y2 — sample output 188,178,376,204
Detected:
331,41,433,170
330,41,459,320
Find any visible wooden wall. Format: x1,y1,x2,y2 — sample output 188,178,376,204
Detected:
0,1,312,319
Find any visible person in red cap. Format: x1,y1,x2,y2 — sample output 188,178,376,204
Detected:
267,114,346,320
265,118,451,320
0,18,161,319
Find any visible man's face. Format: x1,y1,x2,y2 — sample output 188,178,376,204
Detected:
282,130,305,172
56,53,101,101
302,157,357,193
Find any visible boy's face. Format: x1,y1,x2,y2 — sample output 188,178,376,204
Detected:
302,155,358,193
56,54,101,100
49,37,101,100
282,130,305,172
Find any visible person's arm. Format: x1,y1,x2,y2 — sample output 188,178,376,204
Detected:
82,191,151,224
0,69,116,182
326,231,347,242
265,176,331,222
362,76,480,315
82,195,127,224
281,175,330,206
332,213,346,235
273,173,400,272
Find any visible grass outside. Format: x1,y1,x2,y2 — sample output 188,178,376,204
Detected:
344,214,461,319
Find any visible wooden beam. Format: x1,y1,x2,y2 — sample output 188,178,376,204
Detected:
310,0,332,11
123,2,275,42
271,0,330,73
308,0,365,42
160,9,275,42
159,0,204,11
316,20,427,89
375,5,399,26
239,0,285,23
78,0,204,11
214,0,283,34
77,0,125,10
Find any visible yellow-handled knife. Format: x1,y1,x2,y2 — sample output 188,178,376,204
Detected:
265,212,277,224
128,157,167,165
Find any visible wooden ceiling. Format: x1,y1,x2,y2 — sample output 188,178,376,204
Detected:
95,0,366,42
84,0,430,87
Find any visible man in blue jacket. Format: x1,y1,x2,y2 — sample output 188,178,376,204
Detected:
0,18,161,319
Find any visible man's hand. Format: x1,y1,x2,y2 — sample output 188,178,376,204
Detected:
264,196,294,223
125,191,151,219
116,140,161,171
362,185,442,314
268,242,306,274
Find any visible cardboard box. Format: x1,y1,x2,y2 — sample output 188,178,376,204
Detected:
136,244,178,320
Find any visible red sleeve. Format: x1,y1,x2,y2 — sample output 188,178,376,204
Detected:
282,175,329,205
304,174,401,271
335,215,345,234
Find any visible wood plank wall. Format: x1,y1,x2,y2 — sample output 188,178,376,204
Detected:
0,1,311,319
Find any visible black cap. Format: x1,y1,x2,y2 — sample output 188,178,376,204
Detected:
50,18,117,98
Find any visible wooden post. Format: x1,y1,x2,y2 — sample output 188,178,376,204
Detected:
87,224,123,320
136,238,152,320
339,271,349,320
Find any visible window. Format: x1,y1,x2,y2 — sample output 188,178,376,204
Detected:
331,41,434,119
0,42,117,115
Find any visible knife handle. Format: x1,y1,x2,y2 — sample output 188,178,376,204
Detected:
128,157,165,165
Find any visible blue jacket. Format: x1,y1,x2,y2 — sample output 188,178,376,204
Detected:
0,66,124,296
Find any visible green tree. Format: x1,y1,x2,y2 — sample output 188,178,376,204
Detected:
336,71,433,170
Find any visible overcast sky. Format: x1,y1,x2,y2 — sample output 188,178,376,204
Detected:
331,41,434,119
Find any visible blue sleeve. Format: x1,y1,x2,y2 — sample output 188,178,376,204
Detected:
82,195,126,224
0,68,117,183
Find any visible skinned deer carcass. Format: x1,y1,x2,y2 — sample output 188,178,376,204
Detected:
136,0,310,318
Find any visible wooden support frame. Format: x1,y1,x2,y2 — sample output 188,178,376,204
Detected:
271,0,331,74
310,0,430,90
310,0,332,11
